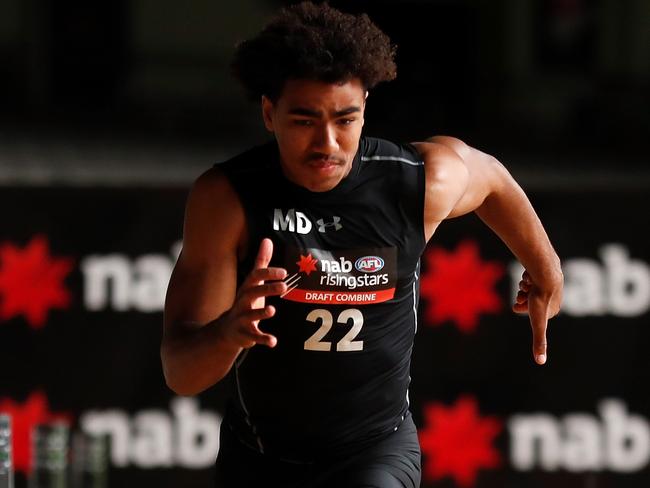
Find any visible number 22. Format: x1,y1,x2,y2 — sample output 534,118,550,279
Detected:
304,309,364,352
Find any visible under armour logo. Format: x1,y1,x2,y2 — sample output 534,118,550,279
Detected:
317,216,342,233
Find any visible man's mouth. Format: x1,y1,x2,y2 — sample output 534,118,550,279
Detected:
306,155,344,169
309,159,338,168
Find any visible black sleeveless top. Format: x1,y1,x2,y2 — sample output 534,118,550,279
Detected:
217,136,426,461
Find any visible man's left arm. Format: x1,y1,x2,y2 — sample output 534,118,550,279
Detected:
412,135,563,365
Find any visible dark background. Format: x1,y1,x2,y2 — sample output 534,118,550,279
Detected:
1,0,648,186
1,1,649,487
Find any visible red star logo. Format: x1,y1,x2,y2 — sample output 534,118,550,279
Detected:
0,391,72,473
420,241,504,332
296,253,318,276
419,396,502,487
0,236,73,328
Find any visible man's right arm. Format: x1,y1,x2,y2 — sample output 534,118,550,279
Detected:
161,167,286,396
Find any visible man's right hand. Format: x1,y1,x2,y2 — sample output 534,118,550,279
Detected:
219,238,287,349
162,171,286,394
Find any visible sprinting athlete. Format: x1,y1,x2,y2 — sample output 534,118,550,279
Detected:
161,3,563,487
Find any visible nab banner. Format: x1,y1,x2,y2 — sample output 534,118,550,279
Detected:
0,187,649,488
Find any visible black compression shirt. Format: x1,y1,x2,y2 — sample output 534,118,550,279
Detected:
217,136,426,461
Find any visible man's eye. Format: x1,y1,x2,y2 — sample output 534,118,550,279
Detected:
294,119,314,126
338,118,355,125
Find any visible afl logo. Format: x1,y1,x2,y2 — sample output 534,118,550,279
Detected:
355,256,385,273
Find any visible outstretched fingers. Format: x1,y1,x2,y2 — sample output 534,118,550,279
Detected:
513,269,562,365
235,281,287,310
246,267,288,285
227,238,286,349
528,296,548,365
254,238,274,270
224,304,278,348
242,238,287,289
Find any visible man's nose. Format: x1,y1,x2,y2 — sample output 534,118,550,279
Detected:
312,124,339,154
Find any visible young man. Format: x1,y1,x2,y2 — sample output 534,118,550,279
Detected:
162,3,563,487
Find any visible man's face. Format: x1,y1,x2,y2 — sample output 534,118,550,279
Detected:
262,78,366,192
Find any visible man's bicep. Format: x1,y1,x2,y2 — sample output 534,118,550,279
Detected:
412,141,469,238
445,162,492,218
163,252,237,335
415,138,500,221
181,168,243,267
163,168,244,335
446,146,503,219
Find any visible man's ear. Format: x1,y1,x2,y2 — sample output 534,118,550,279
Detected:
262,96,275,132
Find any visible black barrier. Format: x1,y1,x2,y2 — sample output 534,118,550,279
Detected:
1,187,649,488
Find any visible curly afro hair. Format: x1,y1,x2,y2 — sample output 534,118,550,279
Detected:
231,1,397,102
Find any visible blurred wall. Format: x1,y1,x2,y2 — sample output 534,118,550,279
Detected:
1,1,649,488
0,0,648,181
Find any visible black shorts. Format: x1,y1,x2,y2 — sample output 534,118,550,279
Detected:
215,413,421,488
